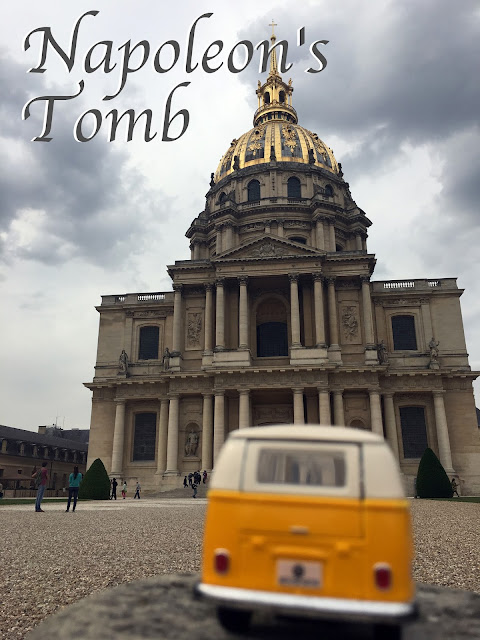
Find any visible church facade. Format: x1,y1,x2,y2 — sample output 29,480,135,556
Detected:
85,37,480,495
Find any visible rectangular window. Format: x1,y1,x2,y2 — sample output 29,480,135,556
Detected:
257,448,346,487
400,406,428,458
133,413,157,461
392,315,417,350
138,326,159,360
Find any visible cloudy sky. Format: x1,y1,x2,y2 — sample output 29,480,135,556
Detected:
1,0,479,432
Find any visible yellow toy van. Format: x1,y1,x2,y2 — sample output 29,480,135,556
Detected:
197,425,416,639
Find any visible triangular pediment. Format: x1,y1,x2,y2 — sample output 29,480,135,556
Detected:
213,236,323,262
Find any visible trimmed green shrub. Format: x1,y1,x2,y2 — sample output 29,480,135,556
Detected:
416,447,453,498
78,458,111,500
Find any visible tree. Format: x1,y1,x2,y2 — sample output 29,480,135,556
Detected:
416,448,453,498
78,458,111,500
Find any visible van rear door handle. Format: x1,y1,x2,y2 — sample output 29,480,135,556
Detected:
289,526,309,535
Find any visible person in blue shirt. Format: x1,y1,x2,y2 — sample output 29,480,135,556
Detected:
65,466,83,512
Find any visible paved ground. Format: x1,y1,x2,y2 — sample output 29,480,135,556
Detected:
0,497,479,639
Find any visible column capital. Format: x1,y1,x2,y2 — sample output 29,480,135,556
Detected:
292,387,304,394
214,388,225,396
332,389,344,395
158,396,169,404
360,275,371,284
172,283,183,293
167,392,180,399
204,283,214,292
202,392,214,399
312,272,324,282
277,219,284,227
326,276,336,285
215,277,225,287
382,391,395,398
432,389,446,397
288,273,299,283
238,388,250,396
114,398,126,405
238,275,249,286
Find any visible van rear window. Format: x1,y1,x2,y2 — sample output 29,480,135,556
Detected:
257,448,346,487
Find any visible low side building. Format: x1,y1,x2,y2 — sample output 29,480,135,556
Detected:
0,425,88,496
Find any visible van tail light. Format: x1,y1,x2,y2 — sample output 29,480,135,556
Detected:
374,563,392,590
214,549,230,574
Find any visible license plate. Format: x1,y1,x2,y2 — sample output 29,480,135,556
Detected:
276,559,322,588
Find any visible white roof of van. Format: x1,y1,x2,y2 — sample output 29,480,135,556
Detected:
229,425,384,444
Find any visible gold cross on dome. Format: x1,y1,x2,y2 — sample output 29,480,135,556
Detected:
269,20,277,36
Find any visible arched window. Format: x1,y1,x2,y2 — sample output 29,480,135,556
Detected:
133,412,157,461
256,298,288,357
324,184,333,197
247,179,260,202
218,191,227,203
287,176,301,198
399,407,428,458
264,91,270,104
289,236,307,245
138,326,159,360
279,90,285,103
392,316,417,350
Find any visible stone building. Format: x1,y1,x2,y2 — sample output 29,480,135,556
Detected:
0,424,88,495
85,35,480,494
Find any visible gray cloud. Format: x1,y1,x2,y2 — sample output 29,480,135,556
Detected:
0,51,171,268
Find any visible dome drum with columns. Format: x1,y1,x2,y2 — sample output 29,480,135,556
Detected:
85,26,480,496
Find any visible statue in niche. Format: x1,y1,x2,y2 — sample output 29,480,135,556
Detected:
377,340,389,364
429,338,440,363
162,347,171,371
185,430,199,457
118,350,129,375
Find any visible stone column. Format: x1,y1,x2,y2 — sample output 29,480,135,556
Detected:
165,394,180,473
316,218,325,250
224,222,234,250
216,225,223,254
204,284,213,353
355,232,363,251
193,242,200,260
361,276,375,346
333,390,345,426
329,222,336,251
383,393,399,460
264,220,271,234
111,400,126,476
277,220,284,238
313,273,326,347
433,391,454,472
215,278,225,350
289,274,301,347
293,388,305,424
369,390,384,436
156,398,169,474
318,388,331,424
201,393,213,471
172,284,183,354
213,390,225,465
238,276,249,349
327,277,339,348
239,390,250,429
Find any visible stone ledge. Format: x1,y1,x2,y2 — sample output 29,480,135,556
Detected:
27,574,480,639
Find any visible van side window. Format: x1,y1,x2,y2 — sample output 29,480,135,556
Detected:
257,448,346,487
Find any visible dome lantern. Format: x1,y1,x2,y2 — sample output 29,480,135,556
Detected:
254,21,297,127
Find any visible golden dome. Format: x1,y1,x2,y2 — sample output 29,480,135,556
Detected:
215,122,339,182
215,24,339,182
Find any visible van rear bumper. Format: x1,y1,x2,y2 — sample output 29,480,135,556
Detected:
196,582,417,622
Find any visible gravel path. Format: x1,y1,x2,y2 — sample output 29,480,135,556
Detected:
0,498,479,640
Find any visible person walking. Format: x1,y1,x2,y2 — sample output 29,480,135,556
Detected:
111,477,118,500
32,461,48,512
134,481,141,499
202,470,207,484
192,481,198,498
188,472,193,487
121,481,127,499
65,466,82,512
183,476,188,488
451,477,460,497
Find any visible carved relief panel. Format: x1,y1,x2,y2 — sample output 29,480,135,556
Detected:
185,309,204,351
